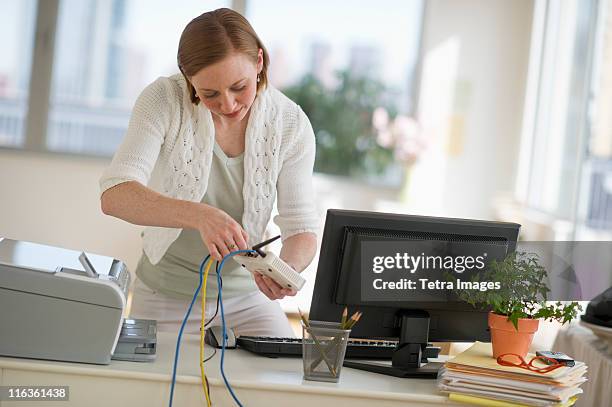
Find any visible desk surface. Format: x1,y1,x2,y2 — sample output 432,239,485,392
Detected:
0,332,459,406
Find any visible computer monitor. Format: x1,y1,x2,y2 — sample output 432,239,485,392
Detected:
309,209,521,378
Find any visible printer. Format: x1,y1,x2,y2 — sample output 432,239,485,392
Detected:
0,238,131,364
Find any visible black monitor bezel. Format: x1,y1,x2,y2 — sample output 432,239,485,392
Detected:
309,209,521,342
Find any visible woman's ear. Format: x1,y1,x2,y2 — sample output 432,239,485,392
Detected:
257,48,264,73
181,70,200,105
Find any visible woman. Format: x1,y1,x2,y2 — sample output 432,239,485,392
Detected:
99,8,318,337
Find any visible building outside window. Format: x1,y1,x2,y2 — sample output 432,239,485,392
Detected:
47,0,229,155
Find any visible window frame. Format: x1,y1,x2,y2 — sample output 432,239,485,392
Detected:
515,0,602,238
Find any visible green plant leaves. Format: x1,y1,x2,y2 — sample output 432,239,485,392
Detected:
283,71,397,178
451,251,582,330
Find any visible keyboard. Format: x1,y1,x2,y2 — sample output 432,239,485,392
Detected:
237,336,441,360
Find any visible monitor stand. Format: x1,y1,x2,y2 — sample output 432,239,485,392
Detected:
343,311,442,378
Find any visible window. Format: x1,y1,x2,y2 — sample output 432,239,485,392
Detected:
517,0,611,237
247,0,425,185
0,0,230,156
3,0,425,173
47,0,230,155
581,0,612,234
0,0,37,148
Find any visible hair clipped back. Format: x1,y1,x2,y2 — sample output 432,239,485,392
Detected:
177,8,270,104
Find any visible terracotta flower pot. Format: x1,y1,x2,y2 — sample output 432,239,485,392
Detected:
488,311,539,359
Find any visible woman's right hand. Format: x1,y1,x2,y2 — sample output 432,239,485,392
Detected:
196,204,249,261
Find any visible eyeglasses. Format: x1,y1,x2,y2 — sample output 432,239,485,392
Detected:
496,353,564,374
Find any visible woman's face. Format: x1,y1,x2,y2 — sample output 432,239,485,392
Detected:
190,50,263,125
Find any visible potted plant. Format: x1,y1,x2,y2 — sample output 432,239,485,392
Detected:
452,251,582,358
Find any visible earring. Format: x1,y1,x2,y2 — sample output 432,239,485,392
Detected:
257,74,261,83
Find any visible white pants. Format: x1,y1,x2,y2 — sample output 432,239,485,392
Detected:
129,277,295,337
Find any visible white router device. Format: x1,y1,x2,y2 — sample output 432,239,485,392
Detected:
233,235,306,291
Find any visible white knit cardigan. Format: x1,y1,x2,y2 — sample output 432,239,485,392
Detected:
99,74,319,265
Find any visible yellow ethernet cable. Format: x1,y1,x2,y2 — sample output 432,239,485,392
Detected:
200,258,214,407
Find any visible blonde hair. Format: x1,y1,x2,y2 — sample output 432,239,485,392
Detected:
177,8,270,104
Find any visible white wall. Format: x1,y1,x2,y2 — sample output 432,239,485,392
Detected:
408,0,534,220
0,150,143,270
0,149,398,282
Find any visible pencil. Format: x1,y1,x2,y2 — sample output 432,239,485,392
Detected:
341,307,348,328
299,307,336,376
298,307,310,328
346,312,362,329
345,311,360,329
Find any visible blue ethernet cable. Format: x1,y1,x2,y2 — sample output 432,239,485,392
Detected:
217,249,256,407
169,249,256,407
168,254,210,407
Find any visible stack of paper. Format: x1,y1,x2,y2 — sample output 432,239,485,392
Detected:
438,342,587,407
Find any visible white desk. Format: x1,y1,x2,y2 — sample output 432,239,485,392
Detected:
0,332,461,406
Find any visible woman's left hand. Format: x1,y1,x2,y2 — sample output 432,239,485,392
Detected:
254,273,297,300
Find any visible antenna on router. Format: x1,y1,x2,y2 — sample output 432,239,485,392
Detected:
251,235,281,257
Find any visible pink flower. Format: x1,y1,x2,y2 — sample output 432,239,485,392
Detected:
373,107,428,164
372,107,389,131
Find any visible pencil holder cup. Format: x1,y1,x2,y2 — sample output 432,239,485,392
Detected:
302,321,351,383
